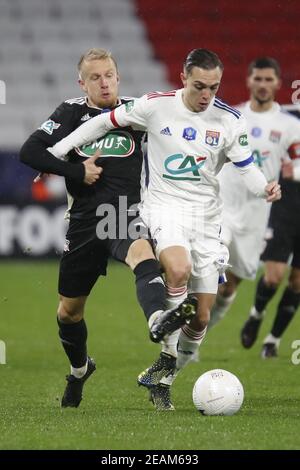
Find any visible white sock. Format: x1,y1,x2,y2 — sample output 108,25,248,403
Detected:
148,309,163,329
208,291,236,329
249,305,265,320
263,333,281,347
160,324,207,386
161,284,188,358
71,360,88,379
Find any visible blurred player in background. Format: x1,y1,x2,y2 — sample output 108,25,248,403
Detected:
48,49,281,410
241,147,300,358
20,48,194,409
209,58,300,349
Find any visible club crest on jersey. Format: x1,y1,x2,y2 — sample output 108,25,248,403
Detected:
163,154,207,181
269,130,282,143
75,131,135,158
182,127,197,141
38,120,61,135
205,130,220,146
251,127,262,138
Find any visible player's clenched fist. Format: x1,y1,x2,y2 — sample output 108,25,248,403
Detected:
265,181,281,202
83,151,103,185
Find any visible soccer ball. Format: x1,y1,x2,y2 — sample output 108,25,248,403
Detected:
192,369,244,416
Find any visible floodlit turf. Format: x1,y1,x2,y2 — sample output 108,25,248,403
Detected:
0,261,300,450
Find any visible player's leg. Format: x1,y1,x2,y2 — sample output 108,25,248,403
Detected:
209,271,241,328
125,238,167,328
262,264,300,358
58,225,107,407
240,216,291,348
210,227,264,329
148,245,196,343
140,220,224,410
148,278,217,411
241,260,286,349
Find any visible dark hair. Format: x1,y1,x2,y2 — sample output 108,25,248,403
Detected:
184,48,224,75
248,57,281,77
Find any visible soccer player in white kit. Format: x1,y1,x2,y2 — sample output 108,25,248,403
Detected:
49,49,281,410
210,58,300,335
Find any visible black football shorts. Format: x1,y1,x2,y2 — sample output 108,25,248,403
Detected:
59,214,149,297
261,203,300,268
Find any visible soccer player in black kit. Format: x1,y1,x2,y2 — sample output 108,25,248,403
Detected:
20,48,196,408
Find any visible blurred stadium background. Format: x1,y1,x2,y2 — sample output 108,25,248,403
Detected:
1,0,300,450
0,0,299,259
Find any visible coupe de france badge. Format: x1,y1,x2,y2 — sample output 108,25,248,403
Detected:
205,130,220,146
183,127,197,141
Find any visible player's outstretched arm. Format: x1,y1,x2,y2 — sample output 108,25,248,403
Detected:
234,162,281,202
20,135,85,182
50,111,118,159
49,96,148,159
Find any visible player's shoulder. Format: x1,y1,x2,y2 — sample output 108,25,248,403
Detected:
145,90,177,101
213,97,242,121
53,96,86,115
279,105,300,125
64,96,87,107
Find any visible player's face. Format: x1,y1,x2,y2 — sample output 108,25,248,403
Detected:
247,68,281,104
181,66,222,112
79,58,120,108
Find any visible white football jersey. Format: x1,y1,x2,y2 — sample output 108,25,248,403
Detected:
218,101,300,231
112,90,252,217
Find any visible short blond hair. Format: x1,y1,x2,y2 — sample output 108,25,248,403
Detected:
78,48,118,78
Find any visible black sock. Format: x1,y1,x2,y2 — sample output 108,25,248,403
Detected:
254,276,277,313
134,259,166,321
271,288,300,338
57,317,88,368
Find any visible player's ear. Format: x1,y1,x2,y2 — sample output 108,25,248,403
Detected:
78,79,87,93
246,76,251,91
276,78,282,91
181,72,187,87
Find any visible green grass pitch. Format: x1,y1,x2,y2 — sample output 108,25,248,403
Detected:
0,261,300,450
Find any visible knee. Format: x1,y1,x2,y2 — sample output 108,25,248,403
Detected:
57,298,85,323
264,273,282,289
165,263,191,287
219,281,236,297
288,270,300,293
125,239,154,270
192,308,210,331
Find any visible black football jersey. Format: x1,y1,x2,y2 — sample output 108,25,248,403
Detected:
23,96,145,219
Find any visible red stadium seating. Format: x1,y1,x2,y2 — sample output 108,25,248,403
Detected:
135,0,299,104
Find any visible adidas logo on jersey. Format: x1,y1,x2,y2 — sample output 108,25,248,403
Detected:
81,113,92,121
160,127,172,136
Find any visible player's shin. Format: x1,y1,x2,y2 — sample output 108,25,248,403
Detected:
160,284,188,357
208,291,236,329
134,259,166,322
57,317,88,377
254,275,277,315
160,324,207,386
270,287,300,338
